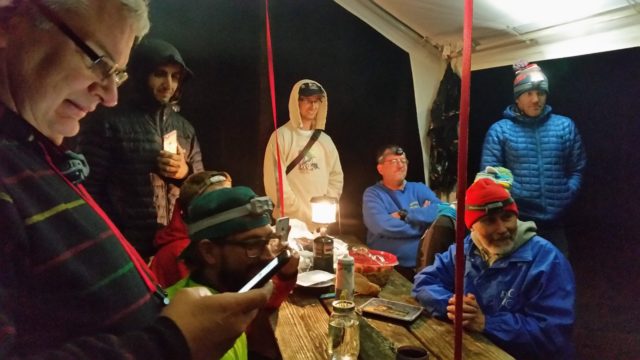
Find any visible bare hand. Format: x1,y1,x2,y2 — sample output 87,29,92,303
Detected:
390,211,402,219
158,145,189,179
161,284,273,360
446,293,485,332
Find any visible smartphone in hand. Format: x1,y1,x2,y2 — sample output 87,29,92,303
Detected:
238,249,292,293
275,216,290,246
163,130,178,154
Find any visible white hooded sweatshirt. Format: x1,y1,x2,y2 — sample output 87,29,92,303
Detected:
263,79,344,230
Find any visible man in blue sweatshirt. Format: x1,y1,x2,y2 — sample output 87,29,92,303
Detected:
362,145,449,280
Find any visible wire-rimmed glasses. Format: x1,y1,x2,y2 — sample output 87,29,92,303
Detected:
383,158,409,166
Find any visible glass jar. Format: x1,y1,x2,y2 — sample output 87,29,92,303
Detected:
328,300,359,360
313,235,334,273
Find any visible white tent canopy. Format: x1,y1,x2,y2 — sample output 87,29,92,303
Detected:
335,0,640,180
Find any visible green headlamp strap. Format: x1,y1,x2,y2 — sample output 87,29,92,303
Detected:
188,196,273,237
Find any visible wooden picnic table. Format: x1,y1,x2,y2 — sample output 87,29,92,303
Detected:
269,237,514,360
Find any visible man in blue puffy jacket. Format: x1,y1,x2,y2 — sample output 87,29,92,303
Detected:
480,61,586,256
413,178,575,360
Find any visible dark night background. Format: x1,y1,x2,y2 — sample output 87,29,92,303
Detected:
100,0,640,357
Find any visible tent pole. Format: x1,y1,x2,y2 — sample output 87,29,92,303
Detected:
454,0,474,359
264,0,285,216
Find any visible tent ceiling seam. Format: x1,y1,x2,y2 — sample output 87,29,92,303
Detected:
366,0,443,54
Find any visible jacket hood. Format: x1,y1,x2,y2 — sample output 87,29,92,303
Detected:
127,38,193,108
153,203,188,247
471,219,537,266
503,104,552,125
288,79,328,130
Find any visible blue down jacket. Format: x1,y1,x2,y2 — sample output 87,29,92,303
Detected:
480,105,586,222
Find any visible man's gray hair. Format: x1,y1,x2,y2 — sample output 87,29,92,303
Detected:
38,0,150,38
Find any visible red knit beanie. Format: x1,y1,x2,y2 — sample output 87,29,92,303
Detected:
465,178,518,229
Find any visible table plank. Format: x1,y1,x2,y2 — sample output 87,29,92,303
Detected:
323,297,422,359
409,317,513,360
270,291,330,360
356,314,397,359
379,270,514,360
361,315,425,348
271,235,513,360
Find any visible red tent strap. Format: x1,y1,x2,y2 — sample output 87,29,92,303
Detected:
265,0,285,216
454,0,474,359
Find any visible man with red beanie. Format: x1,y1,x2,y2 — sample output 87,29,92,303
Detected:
412,178,576,360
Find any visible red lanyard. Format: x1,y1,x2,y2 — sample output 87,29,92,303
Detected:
39,142,158,293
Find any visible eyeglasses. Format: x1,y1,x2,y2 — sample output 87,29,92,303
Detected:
382,158,409,166
220,233,281,258
31,0,128,87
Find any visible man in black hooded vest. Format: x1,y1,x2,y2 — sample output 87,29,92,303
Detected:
79,38,204,260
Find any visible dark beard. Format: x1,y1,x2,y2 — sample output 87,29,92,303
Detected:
218,258,267,292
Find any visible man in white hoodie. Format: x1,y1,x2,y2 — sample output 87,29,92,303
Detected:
263,80,343,231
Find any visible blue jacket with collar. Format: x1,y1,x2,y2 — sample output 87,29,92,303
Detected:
412,234,576,359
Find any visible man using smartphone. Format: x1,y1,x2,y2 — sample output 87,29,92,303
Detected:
166,186,300,359
0,1,269,358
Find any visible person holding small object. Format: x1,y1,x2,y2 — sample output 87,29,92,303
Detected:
79,38,204,260
0,0,269,358
168,186,300,360
412,178,575,359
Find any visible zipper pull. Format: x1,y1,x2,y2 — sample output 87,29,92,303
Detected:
154,286,170,306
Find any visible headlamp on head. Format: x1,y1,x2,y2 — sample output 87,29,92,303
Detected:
377,146,404,163
188,196,273,237
466,197,514,214
192,174,230,199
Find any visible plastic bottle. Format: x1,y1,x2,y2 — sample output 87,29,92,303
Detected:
327,300,359,360
313,235,334,273
335,254,354,301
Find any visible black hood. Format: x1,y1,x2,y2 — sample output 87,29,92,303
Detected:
126,38,193,108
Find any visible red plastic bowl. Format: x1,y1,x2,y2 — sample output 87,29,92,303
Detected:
349,247,398,285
